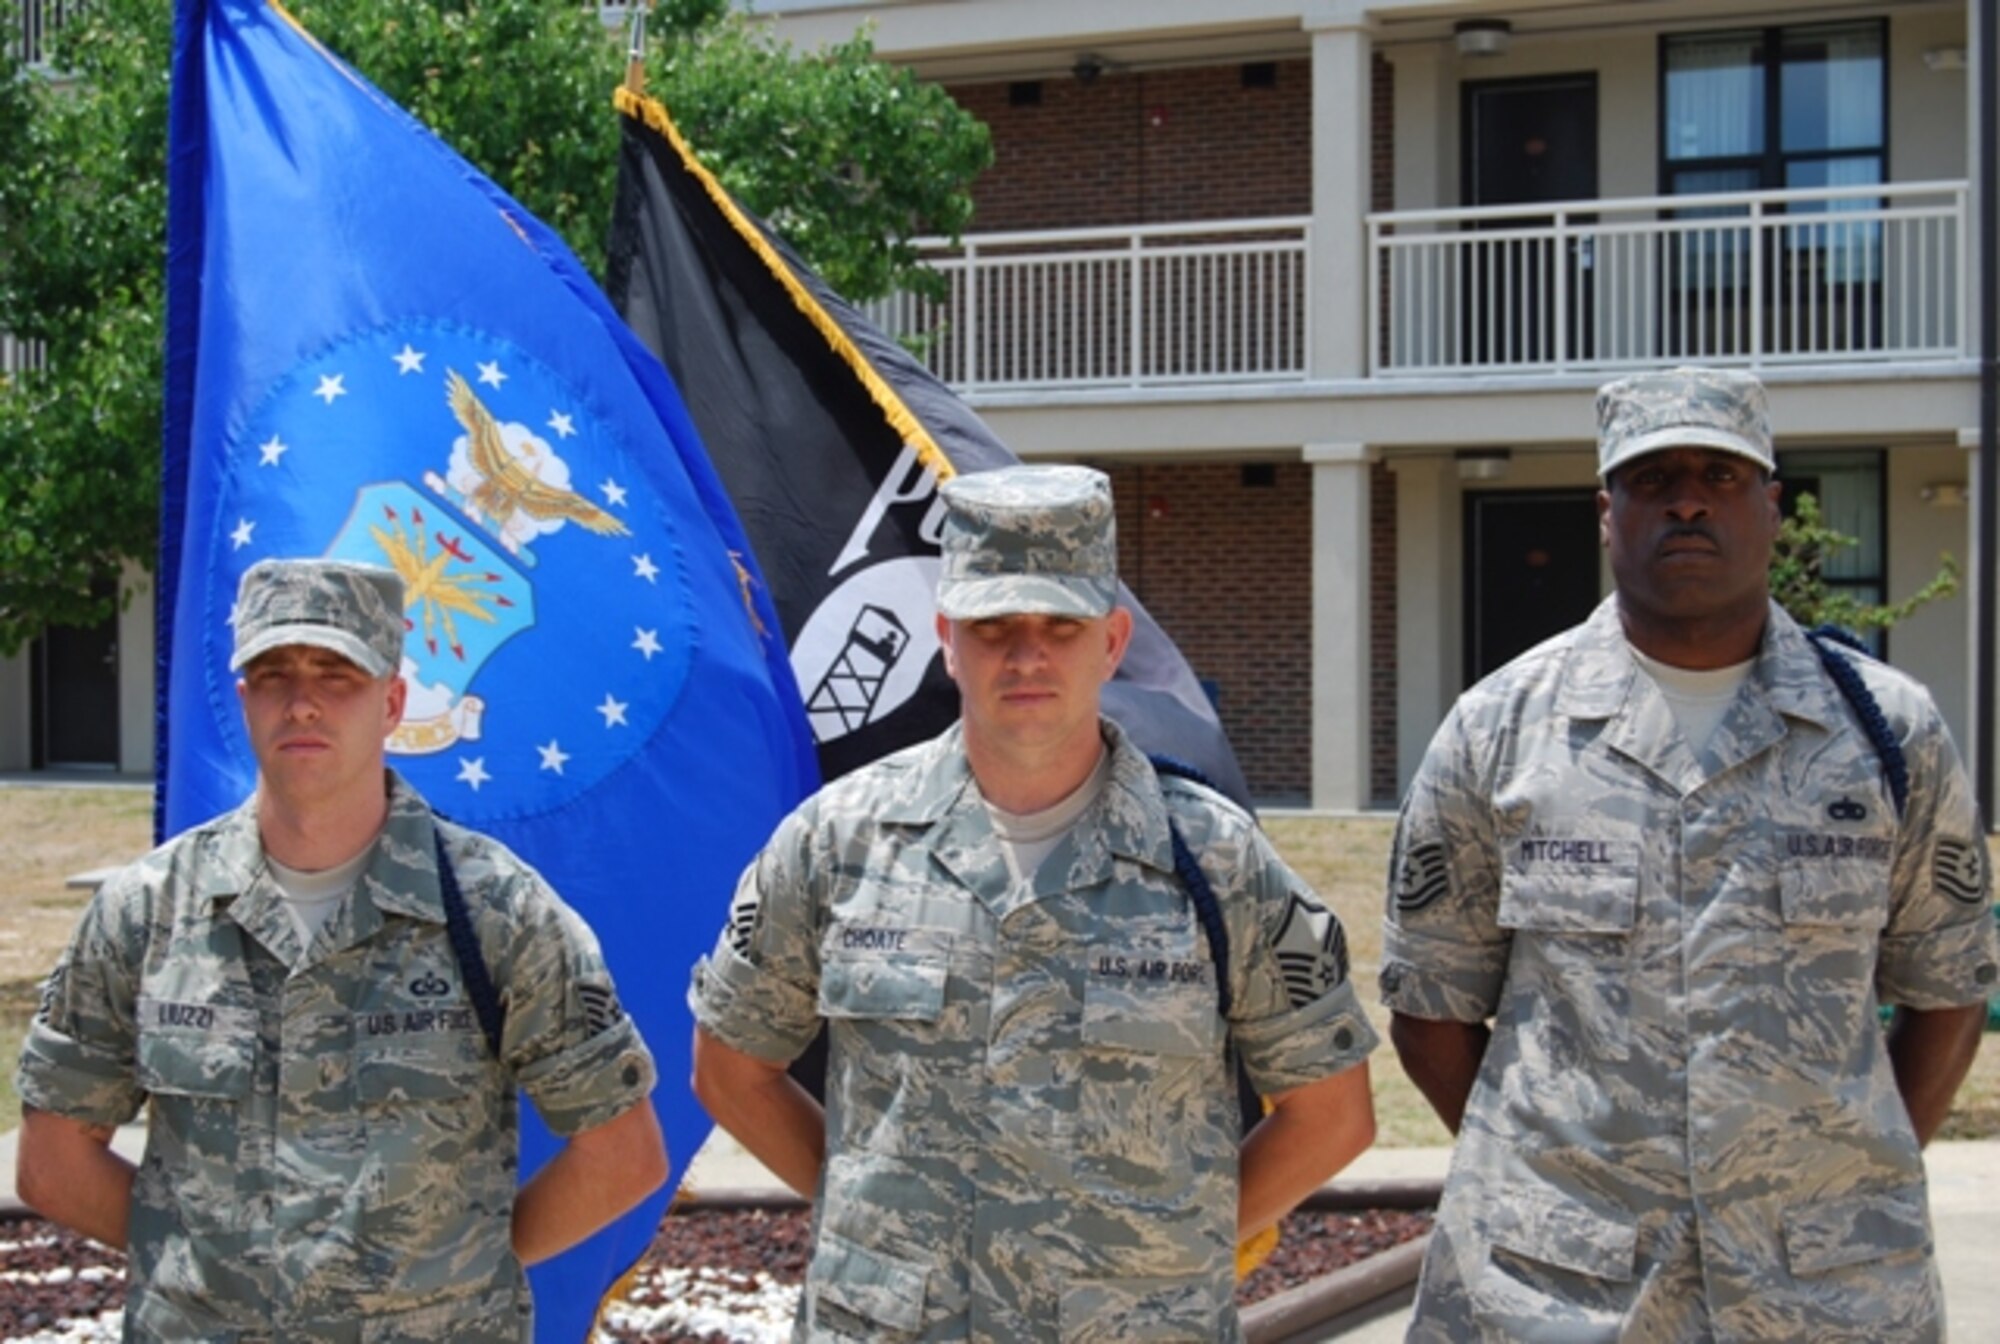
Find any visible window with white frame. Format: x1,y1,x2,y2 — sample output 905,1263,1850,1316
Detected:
1778,449,1887,653
1662,22,1886,285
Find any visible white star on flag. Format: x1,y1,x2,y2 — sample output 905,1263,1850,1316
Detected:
633,628,662,660
476,361,507,388
547,410,576,439
537,740,571,774
631,553,659,583
596,694,629,728
226,602,240,627
456,757,492,790
392,345,426,375
257,435,288,467
600,479,628,508
230,518,256,550
313,374,346,405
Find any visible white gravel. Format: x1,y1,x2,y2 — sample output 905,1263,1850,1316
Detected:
595,1264,802,1343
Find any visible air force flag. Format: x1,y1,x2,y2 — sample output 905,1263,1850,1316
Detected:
160,2,818,1337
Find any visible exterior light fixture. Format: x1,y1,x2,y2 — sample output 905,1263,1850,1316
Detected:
1455,18,1513,58
1456,447,1512,481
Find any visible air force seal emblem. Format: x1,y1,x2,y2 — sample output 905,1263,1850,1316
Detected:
211,323,697,820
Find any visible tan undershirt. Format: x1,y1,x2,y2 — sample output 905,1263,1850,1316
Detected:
266,840,375,946
1630,644,1756,755
984,747,1113,886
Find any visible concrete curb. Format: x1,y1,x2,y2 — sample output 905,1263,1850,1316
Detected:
670,1177,1446,1216
1298,1178,1442,1212
1242,1234,1430,1344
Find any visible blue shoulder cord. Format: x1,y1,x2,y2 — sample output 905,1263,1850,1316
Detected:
1148,754,1233,1017
1150,755,1268,1137
433,827,507,1060
1804,626,1910,819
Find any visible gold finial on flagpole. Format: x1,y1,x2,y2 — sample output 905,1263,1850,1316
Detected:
623,2,653,94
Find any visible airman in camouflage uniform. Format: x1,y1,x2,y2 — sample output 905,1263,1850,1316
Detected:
691,465,1377,1341
16,558,666,1341
1385,367,2000,1342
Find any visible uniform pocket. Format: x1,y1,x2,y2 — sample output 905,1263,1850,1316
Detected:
1081,973,1222,1059
135,1001,256,1234
1779,865,1889,1063
818,925,949,1022
1059,1275,1218,1342
805,1230,933,1337
355,1032,498,1212
1077,968,1227,1196
136,1001,255,1099
1482,1187,1638,1282
1775,1183,1942,1337
1783,1183,1930,1277
1471,1187,1637,1343
1497,851,1638,1063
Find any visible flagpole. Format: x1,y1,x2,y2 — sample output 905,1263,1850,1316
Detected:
624,2,650,94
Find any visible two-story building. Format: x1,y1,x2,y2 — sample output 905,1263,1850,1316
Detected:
758,0,1994,810
4,0,1991,816
0,0,155,779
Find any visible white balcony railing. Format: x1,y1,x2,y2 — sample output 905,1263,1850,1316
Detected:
1,333,46,379
867,217,1310,392
1370,181,1969,377
11,0,80,67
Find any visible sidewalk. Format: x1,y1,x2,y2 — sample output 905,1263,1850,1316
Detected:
3,1127,1995,1340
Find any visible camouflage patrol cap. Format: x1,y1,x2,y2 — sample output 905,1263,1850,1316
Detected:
1596,365,1775,478
936,465,1118,620
230,558,405,677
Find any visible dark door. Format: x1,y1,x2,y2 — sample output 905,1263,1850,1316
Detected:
1464,490,1601,684
35,590,120,768
1462,75,1598,365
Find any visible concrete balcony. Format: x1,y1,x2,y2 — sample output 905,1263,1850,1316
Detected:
1371,180,1970,377
871,180,1970,400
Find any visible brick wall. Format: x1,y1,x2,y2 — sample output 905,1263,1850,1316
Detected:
1369,54,1398,806
947,53,1400,807
947,61,1311,231
1369,460,1398,805
1104,461,1312,802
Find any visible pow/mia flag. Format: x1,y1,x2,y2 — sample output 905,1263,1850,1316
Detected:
606,90,1252,810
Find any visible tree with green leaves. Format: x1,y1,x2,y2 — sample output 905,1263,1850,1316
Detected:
0,0,990,654
1769,491,1959,636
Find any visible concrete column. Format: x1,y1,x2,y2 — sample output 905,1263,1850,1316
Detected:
1308,18,1372,380
0,648,30,771
118,560,155,777
1387,454,1455,793
1964,427,1991,794
1390,43,1448,212
1972,0,1988,315
1306,442,1373,809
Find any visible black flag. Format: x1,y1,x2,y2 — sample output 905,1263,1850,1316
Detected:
607,89,1252,808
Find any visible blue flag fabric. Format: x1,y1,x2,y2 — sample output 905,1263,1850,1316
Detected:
160,2,818,1336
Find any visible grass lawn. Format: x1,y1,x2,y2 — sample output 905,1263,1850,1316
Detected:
0,786,1994,1145
0,785,156,1132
